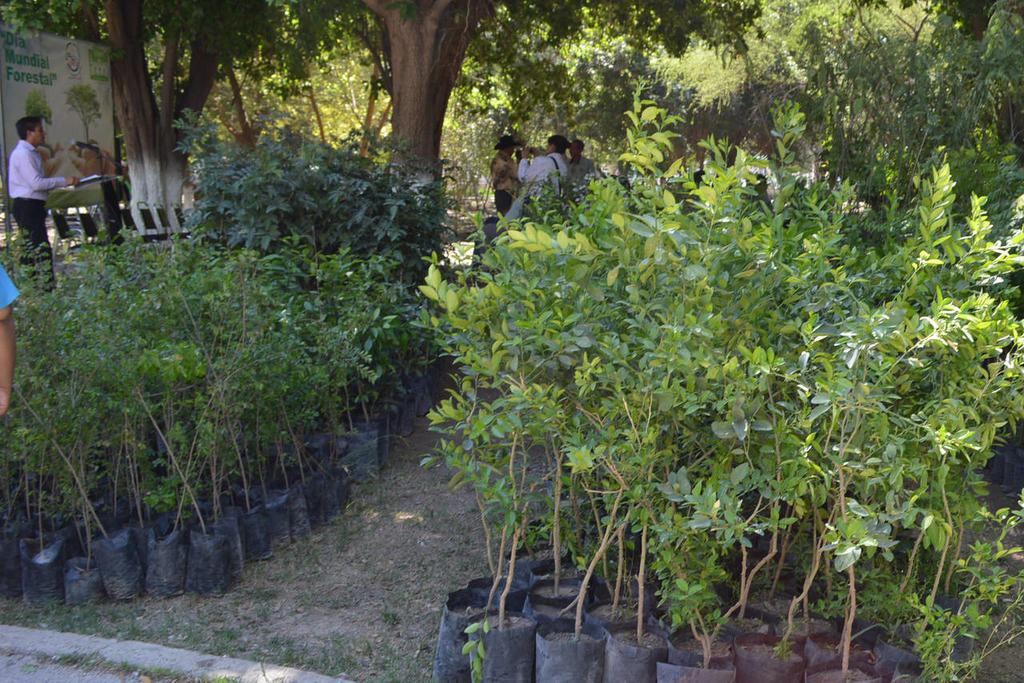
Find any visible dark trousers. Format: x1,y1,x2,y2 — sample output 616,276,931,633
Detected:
12,197,54,283
100,179,125,244
495,189,513,216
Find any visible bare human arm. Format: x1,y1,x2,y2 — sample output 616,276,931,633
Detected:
0,304,15,416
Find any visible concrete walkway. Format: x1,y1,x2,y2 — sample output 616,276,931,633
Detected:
0,625,355,682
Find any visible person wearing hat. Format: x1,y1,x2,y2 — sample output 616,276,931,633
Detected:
518,134,569,199
490,134,522,216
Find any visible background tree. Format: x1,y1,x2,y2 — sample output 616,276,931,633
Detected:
1,0,317,230
343,0,762,162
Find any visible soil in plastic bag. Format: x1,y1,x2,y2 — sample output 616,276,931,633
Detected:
343,419,381,481
304,433,333,463
0,535,22,598
265,490,292,547
301,473,327,527
524,594,576,631
126,524,149,579
330,469,353,520
321,470,350,522
394,393,416,437
530,577,588,608
471,614,536,683
605,626,670,683
586,600,645,633
242,506,273,561
146,528,187,598
49,525,82,561
287,485,311,539
534,621,605,683
666,625,735,669
733,634,805,683
377,426,391,469
185,527,231,595
211,517,244,582
94,528,144,600
872,638,920,680
64,556,105,605
805,667,882,683
432,587,488,682
803,635,877,675
412,372,433,416
467,575,528,613
657,661,737,682
20,537,65,604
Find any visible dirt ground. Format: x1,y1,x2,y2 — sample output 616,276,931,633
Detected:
0,416,488,682
202,418,491,681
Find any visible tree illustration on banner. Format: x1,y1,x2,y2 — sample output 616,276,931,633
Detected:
66,85,100,142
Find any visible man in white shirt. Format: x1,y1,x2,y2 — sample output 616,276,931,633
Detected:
8,116,78,282
518,134,569,199
566,138,601,199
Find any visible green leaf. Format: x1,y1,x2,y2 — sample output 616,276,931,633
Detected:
655,391,675,412
847,500,871,517
683,264,706,281
628,220,654,237
808,403,831,422
834,546,861,572
712,421,736,439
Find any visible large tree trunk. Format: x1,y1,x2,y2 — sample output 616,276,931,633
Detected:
103,0,220,233
365,0,495,162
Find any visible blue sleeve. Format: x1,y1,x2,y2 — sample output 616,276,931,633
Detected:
0,264,19,309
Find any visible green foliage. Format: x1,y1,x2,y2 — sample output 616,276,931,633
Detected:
0,236,434,535
796,0,1024,209
463,617,489,682
425,96,1024,674
912,501,1024,680
184,123,450,287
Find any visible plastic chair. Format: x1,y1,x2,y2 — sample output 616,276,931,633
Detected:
77,210,99,238
51,211,73,239
136,202,170,241
120,207,136,231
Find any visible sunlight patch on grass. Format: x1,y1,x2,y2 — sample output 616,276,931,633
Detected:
393,510,424,523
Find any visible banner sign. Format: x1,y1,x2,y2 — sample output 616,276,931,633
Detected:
0,24,116,190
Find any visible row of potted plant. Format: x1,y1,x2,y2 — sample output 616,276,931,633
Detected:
0,237,440,603
434,561,934,682
423,100,1024,682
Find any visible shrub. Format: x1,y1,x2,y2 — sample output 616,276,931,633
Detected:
0,236,434,541
424,97,1024,677
183,123,451,287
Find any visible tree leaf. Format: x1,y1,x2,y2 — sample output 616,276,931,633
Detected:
628,220,654,237
712,421,736,439
733,418,748,441
834,546,861,572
